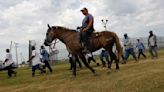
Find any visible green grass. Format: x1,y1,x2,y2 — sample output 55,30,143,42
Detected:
0,49,164,92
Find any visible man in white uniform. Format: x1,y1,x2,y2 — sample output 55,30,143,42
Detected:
86,52,99,66
28,46,45,77
123,33,137,64
148,31,158,59
4,49,16,77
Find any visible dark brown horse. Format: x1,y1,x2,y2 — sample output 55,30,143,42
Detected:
44,24,122,77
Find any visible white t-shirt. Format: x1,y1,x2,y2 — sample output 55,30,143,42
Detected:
85,53,93,59
4,53,14,67
123,37,133,50
32,50,43,66
148,35,156,46
87,53,92,57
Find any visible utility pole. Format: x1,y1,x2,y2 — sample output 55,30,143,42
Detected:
101,19,108,30
20,53,23,63
10,41,12,51
29,40,32,67
14,42,19,66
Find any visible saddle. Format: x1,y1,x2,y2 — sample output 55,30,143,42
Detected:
76,27,102,52
76,27,101,38
89,32,101,38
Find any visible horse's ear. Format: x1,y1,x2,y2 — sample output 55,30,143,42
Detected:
47,24,51,29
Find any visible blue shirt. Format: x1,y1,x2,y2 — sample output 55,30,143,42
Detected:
82,14,94,30
41,49,49,61
136,42,145,50
100,51,109,58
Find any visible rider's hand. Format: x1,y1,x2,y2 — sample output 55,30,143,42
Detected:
83,28,87,32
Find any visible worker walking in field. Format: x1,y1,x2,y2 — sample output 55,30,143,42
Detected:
86,52,99,66
148,30,158,59
100,50,110,67
136,39,146,59
40,46,53,73
28,46,45,77
3,49,17,77
123,33,137,64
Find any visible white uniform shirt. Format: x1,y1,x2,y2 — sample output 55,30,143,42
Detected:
123,37,133,50
148,35,156,46
5,53,14,67
87,53,92,57
32,50,43,66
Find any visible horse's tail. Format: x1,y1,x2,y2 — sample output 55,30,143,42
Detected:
114,33,122,61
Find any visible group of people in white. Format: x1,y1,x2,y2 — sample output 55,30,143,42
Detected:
80,30,158,66
1,45,53,77
122,30,158,64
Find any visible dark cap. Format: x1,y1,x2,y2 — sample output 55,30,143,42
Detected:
32,46,35,50
6,49,10,53
149,30,153,33
124,33,127,36
80,7,88,12
41,45,44,49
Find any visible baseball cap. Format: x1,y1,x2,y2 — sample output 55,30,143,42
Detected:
124,33,127,36
149,30,153,33
80,7,88,12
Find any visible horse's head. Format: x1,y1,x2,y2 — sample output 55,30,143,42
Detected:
44,24,57,46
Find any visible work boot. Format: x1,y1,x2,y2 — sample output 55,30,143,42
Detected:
32,72,35,77
14,72,17,77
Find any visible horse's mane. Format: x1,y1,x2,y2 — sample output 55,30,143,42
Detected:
52,26,77,33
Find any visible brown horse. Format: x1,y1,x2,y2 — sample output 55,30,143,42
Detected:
44,24,122,77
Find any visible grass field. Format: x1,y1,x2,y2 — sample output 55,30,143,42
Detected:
0,49,164,92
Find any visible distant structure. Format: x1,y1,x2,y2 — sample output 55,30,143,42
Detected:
49,40,59,64
101,19,108,30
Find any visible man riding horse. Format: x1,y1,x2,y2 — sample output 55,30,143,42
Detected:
44,8,122,77
80,7,95,53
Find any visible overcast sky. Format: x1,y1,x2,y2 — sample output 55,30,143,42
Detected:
0,0,164,62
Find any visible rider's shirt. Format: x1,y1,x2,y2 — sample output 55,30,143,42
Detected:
82,13,94,31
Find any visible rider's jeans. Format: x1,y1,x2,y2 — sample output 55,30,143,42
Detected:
81,31,90,49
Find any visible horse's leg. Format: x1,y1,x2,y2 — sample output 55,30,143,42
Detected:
71,55,77,77
109,50,119,70
104,47,112,69
111,52,119,70
106,47,119,70
107,51,113,69
78,53,95,74
75,55,82,69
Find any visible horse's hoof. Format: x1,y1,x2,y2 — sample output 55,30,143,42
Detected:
107,67,111,69
70,75,76,79
116,68,119,70
96,63,100,66
93,73,98,76
107,71,111,74
107,69,111,74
